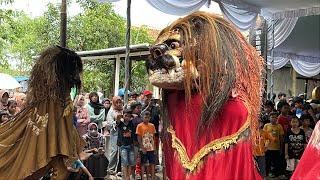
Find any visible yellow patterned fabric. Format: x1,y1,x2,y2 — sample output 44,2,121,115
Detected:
0,99,85,179
167,117,250,172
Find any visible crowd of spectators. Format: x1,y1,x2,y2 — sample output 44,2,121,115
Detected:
71,89,161,180
0,88,161,179
254,92,320,179
2,87,319,179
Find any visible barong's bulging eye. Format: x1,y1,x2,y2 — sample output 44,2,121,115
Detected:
170,42,180,49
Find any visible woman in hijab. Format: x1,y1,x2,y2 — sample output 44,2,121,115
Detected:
85,92,105,132
102,98,111,135
102,98,111,115
82,123,108,179
0,90,9,110
75,95,91,136
106,96,123,175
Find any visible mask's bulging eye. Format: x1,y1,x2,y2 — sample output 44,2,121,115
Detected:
170,42,180,49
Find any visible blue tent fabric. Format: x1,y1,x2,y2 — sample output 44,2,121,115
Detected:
14,76,29,82
118,88,131,97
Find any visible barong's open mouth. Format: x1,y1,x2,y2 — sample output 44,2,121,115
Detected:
147,33,198,90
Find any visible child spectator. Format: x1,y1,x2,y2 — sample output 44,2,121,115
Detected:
67,159,94,180
292,97,304,118
300,114,313,142
261,100,275,126
136,111,156,180
285,116,307,175
82,123,108,179
130,101,143,179
264,111,284,178
117,109,135,180
7,100,18,117
278,102,291,134
253,120,275,178
0,110,9,124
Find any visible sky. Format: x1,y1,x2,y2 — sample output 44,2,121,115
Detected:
3,0,221,29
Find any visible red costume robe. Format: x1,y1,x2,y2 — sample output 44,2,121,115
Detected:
163,91,261,180
291,121,320,179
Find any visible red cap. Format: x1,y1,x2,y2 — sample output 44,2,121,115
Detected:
143,90,153,96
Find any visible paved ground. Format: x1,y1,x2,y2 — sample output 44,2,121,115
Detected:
106,172,163,180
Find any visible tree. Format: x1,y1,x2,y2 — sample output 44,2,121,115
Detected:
0,1,155,96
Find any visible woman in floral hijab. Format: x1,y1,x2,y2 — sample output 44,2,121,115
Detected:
75,95,91,136
106,96,123,174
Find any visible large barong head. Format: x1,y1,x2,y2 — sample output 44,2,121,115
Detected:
27,46,83,103
147,12,263,129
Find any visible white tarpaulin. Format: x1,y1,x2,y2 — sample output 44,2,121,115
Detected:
0,73,21,89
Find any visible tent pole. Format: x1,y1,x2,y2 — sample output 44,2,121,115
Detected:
304,79,308,100
270,19,275,100
124,0,131,106
60,0,67,47
114,55,120,97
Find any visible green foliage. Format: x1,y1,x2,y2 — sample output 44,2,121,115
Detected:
0,0,154,96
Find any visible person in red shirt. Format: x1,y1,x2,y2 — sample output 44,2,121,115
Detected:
278,102,291,134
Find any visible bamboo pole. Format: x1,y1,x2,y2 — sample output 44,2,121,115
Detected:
60,0,67,47
124,0,131,106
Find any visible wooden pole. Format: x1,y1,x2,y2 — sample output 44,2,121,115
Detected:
124,0,131,106
60,0,67,47
114,56,120,97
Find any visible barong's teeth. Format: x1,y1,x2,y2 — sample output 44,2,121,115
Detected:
161,68,167,74
154,69,161,74
173,56,180,68
181,60,186,67
169,69,175,76
175,67,182,72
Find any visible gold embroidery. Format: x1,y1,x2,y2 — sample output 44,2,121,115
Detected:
63,100,74,117
167,112,251,172
27,110,49,136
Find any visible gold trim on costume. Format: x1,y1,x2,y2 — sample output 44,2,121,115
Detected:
63,100,74,117
167,112,251,172
27,113,49,136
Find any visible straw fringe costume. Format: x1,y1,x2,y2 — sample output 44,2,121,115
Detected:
0,46,85,179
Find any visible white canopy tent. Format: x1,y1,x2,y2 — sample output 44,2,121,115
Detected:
101,0,319,97
102,0,319,76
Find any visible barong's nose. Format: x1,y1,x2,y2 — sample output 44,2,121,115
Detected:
148,44,176,71
150,44,168,60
